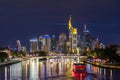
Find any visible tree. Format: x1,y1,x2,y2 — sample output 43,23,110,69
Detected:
90,47,120,63
105,47,120,63
0,52,9,62
37,51,48,56
10,51,18,58
18,51,26,57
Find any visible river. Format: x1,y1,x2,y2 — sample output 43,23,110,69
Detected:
0,58,120,80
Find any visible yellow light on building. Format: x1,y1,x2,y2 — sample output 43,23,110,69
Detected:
73,28,77,34
68,15,73,29
72,48,75,53
86,47,90,52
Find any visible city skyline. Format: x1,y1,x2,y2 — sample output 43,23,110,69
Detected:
0,0,120,48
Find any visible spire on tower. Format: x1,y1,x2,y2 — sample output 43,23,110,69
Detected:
68,15,73,29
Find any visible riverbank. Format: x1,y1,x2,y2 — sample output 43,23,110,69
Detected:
86,61,120,69
0,57,48,66
0,60,21,66
0,57,31,66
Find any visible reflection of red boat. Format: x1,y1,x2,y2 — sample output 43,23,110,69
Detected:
72,63,87,79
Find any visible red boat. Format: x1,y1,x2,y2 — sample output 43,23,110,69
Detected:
72,63,87,79
72,63,87,73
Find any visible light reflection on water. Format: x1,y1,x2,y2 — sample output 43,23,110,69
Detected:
0,58,120,80
86,64,120,80
0,58,74,80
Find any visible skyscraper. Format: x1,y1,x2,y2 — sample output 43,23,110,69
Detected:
51,35,57,52
16,40,21,51
72,28,78,49
58,33,67,53
21,46,27,52
39,36,43,51
82,24,92,52
67,15,78,53
30,38,38,52
39,35,51,52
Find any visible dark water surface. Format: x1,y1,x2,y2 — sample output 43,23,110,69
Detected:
0,58,120,80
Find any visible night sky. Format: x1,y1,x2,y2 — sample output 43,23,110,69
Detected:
0,0,120,48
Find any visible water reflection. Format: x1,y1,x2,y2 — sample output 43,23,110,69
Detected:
86,64,120,80
0,58,120,80
0,58,73,80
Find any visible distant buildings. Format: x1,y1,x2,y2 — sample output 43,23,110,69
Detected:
28,15,106,54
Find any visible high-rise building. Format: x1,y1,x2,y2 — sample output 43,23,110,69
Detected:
58,33,67,53
95,38,99,49
30,38,38,52
67,15,78,53
39,36,43,51
51,35,57,52
99,43,105,49
16,40,21,51
21,46,27,52
39,35,51,52
82,24,92,52
72,28,78,49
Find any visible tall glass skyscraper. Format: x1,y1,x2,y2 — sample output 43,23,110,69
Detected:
16,40,21,52
51,35,57,52
30,38,38,52
39,35,51,52
58,33,67,53
67,15,78,53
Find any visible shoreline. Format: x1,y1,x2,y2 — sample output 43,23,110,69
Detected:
86,61,120,69
0,57,47,66
0,57,31,66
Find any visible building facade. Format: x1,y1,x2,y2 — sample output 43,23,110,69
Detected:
16,40,21,52
68,15,78,53
51,35,57,52
39,35,51,52
82,24,92,52
57,33,67,53
30,38,39,52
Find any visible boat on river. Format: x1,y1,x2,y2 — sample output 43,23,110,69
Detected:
72,62,87,73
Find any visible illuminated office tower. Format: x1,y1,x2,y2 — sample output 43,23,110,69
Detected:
30,38,38,52
40,35,51,52
39,36,43,51
58,33,67,53
95,38,99,49
82,24,92,52
51,35,57,52
16,40,21,51
72,28,78,49
68,15,78,53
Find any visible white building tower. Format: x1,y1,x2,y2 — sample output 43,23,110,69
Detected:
16,40,21,51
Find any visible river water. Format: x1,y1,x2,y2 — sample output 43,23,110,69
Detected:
0,58,120,80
